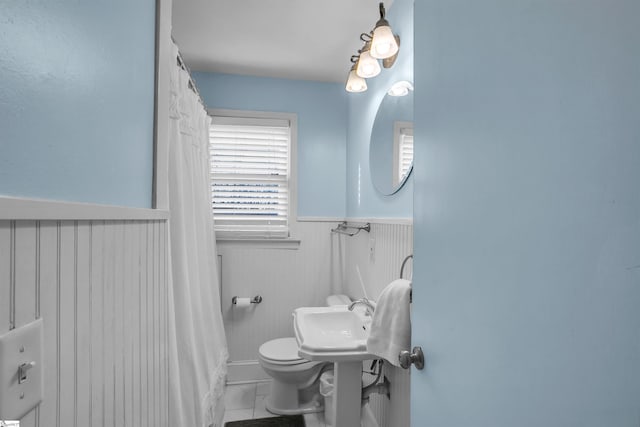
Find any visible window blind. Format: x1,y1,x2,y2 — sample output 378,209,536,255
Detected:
209,116,291,238
398,127,414,182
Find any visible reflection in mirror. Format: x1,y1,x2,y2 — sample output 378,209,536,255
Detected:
393,121,413,187
370,89,414,195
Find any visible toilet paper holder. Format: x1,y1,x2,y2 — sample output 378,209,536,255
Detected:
232,295,263,305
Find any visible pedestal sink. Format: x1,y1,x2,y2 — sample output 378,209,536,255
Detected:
293,306,373,427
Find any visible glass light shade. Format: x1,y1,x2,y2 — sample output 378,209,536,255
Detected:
356,50,381,78
346,69,367,93
388,80,414,97
370,23,399,59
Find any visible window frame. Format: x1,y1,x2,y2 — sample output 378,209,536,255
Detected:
207,108,298,242
393,120,414,187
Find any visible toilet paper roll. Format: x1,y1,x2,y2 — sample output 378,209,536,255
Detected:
234,297,251,307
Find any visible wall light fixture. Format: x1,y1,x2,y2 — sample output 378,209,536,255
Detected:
346,61,368,93
370,3,399,59
345,2,399,93
356,38,381,78
388,80,414,97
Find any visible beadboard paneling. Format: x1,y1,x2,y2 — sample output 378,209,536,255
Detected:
0,219,168,427
343,222,413,301
343,222,413,427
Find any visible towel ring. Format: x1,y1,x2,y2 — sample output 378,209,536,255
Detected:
400,254,413,279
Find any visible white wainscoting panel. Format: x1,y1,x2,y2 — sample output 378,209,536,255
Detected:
344,221,413,427
0,219,169,427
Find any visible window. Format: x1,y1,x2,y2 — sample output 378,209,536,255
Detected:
208,110,296,239
393,121,414,186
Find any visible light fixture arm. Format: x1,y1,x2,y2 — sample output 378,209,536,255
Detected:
360,32,373,43
374,2,391,29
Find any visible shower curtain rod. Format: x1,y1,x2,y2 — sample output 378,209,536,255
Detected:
173,36,205,107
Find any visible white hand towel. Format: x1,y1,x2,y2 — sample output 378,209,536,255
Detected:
366,278,412,367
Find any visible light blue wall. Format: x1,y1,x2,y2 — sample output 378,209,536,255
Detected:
192,72,347,218
345,0,413,219
413,1,640,426
0,1,156,207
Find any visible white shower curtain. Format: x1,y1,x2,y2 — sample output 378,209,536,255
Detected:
167,42,228,427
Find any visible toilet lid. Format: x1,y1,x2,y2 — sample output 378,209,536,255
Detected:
259,337,304,363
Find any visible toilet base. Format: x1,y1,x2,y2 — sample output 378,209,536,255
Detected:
264,381,324,416
265,395,323,416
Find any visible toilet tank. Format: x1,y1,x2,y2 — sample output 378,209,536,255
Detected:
325,294,351,306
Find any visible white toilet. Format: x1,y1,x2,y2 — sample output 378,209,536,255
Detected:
258,294,351,415
258,337,328,414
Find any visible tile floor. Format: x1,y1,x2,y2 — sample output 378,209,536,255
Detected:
223,381,328,427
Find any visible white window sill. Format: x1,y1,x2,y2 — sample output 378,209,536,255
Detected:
216,237,301,250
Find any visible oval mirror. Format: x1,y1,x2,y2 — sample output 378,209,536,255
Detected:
369,88,414,195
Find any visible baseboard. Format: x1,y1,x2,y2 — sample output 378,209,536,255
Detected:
226,360,270,384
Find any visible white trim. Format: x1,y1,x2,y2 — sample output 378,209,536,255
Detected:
226,360,270,384
346,217,413,225
0,196,169,220
296,216,347,223
208,109,294,121
211,116,289,127
216,238,301,250
297,216,413,225
153,0,172,210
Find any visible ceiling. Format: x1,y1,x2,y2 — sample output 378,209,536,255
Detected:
171,0,393,83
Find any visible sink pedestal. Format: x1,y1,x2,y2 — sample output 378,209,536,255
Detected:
292,306,374,427
332,361,362,427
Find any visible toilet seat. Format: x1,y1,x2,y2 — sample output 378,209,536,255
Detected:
259,337,310,366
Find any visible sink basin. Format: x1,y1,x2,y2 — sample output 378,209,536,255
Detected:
293,306,373,362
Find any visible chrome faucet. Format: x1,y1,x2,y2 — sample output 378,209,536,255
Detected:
348,298,376,316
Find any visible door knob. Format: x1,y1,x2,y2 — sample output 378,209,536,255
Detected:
398,346,425,370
